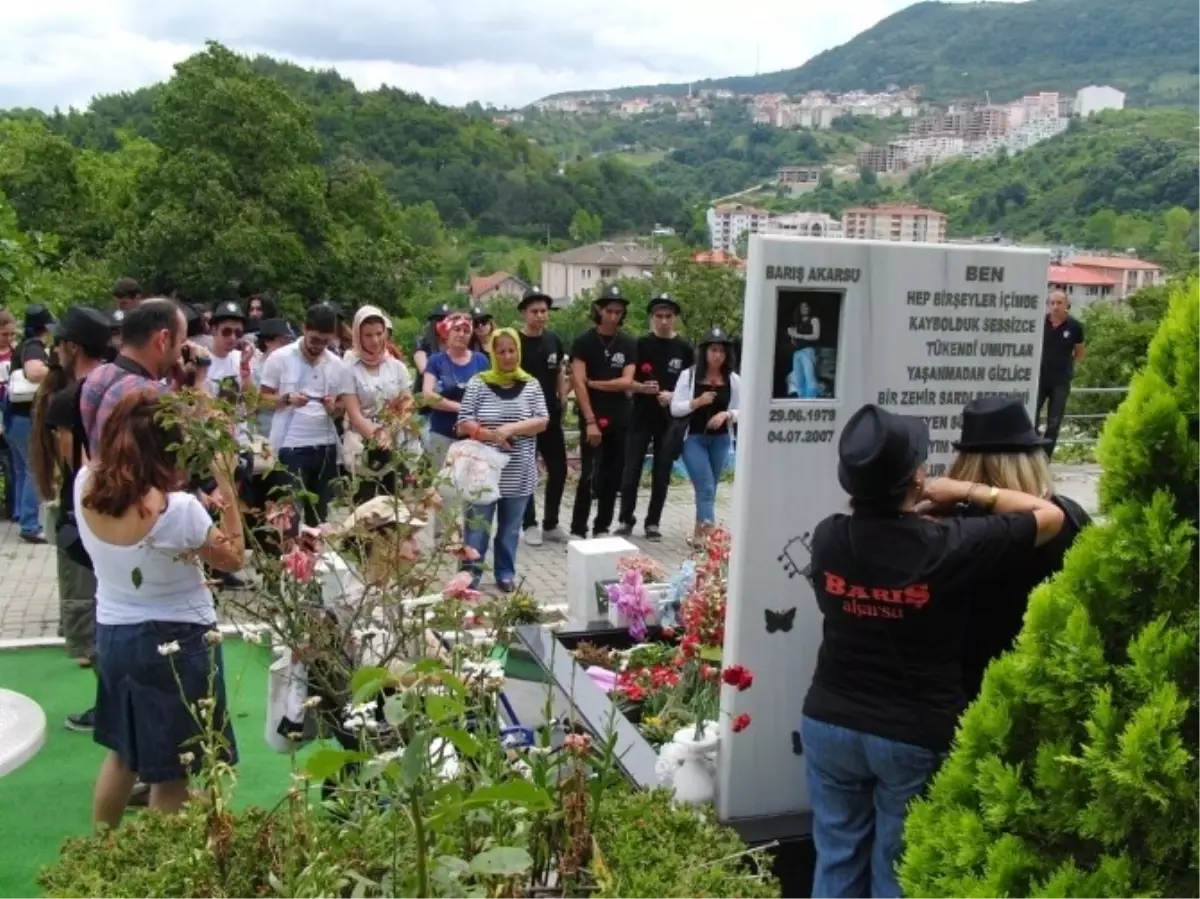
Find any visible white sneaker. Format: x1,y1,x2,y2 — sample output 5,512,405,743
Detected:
524,526,544,546
543,527,570,543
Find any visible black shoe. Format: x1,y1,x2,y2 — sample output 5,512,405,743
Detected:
644,525,662,542
592,528,610,538
216,571,249,590
127,781,151,808
20,531,47,545
64,708,95,732
614,523,634,537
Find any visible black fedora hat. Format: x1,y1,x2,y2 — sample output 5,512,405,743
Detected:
211,300,246,323
54,307,112,357
648,292,681,315
953,396,1049,453
256,318,295,342
837,404,929,501
518,285,553,310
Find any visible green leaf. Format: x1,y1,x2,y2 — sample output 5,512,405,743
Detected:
698,644,723,662
383,694,411,728
438,725,481,759
426,693,465,724
411,658,446,674
304,748,368,781
464,780,552,810
350,666,390,703
431,855,470,887
131,567,143,590
469,846,533,878
402,732,429,788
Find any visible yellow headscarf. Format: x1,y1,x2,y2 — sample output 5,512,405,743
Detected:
478,327,535,387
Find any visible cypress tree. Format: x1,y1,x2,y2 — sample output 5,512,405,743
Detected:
900,278,1199,898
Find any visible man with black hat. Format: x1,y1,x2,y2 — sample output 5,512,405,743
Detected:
570,283,636,538
39,308,111,727
516,286,569,545
616,293,693,541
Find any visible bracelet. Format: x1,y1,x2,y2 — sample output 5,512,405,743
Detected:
966,483,978,505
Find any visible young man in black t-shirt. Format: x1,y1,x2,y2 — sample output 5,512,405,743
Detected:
516,287,570,545
570,284,636,538
616,294,693,541
1037,291,1086,460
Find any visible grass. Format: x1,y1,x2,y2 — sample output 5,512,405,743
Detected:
614,149,669,168
0,641,316,898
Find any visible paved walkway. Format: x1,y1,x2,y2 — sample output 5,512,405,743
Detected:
0,466,1102,642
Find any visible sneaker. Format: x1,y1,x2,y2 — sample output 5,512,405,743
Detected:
613,523,634,537
496,579,516,594
65,709,95,732
644,525,662,542
20,531,47,545
128,781,151,808
543,527,570,543
523,526,544,547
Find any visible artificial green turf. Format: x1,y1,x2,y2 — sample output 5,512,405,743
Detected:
0,641,310,898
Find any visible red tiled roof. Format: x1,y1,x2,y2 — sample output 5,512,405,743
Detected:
1069,256,1163,272
469,271,514,299
693,250,746,269
1048,264,1119,287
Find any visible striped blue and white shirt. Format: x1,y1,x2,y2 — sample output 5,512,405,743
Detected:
457,377,548,498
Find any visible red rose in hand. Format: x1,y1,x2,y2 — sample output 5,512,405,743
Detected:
597,417,610,429
732,712,751,733
640,362,654,374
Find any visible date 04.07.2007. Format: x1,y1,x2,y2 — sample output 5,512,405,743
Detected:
767,428,834,444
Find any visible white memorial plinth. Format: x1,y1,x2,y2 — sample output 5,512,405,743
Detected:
718,236,1050,826
0,688,47,777
567,537,639,627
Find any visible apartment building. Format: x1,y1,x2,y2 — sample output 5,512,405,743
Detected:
766,212,843,238
540,241,664,301
891,133,964,167
707,203,772,253
777,165,824,192
1048,264,1118,308
1074,85,1126,117
856,144,906,174
1067,256,1164,300
842,204,947,243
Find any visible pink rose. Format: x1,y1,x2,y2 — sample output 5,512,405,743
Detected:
281,547,317,584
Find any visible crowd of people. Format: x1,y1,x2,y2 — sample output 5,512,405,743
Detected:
3,276,738,827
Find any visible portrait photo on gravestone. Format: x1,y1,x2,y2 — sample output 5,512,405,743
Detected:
772,288,843,400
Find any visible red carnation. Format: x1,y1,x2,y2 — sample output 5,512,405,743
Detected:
732,712,751,733
640,362,654,374
597,417,610,429
721,664,747,687
699,663,715,681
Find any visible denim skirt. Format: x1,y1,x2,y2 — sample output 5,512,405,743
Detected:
95,620,239,784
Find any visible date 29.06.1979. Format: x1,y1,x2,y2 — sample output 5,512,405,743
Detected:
769,408,836,424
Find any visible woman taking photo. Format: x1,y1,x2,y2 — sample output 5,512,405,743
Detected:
787,300,821,399
948,396,1090,699
801,404,1064,898
422,313,490,477
456,328,548,592
669,327,741,545
343,306,414,504
76,390,245,828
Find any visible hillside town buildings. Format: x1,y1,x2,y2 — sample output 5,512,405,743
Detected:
541,240,663,300
842,204,947,243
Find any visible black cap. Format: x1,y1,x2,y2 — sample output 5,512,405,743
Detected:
470,305,492,323
256,318,295,341
24,304,56,334
699,326,733,347
428,303,453,321
212,300,246,323
836,404,929,502
953,396,1049,453
109,307,128,331
595,283,628,307
518,285,553,310
648,292,681,315
54,307,111,357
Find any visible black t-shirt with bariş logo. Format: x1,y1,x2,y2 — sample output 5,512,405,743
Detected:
570,328,636,430
802,509,1038,751
1040,314,1085,385
632,334,694,428
519,330,566,419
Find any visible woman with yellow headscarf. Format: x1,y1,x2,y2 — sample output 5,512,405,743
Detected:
455,328,548,592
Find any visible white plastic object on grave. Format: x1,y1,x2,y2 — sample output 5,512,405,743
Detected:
566,536,639,628
0,688,47,777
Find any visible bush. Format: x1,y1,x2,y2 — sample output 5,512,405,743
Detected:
899,277,1199,897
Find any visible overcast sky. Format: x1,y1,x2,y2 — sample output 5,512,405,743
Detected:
3,0,970,112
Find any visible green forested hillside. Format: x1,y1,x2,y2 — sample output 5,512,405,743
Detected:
21,53,680,243
558,0,1198,107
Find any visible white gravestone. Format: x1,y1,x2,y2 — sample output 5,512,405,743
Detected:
717,236,1050,825
566,536,639,628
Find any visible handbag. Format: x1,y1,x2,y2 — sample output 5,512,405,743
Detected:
265,650,316,753
439,440,510,505
7,368,38,404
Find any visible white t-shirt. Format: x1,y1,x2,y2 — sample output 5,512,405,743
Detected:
347,356,412,420
205,350,251,447
260,341,350,451
75,467,217,626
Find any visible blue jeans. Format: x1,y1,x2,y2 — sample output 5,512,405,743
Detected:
276,444,338,528
462,495,530,586
792,347,819,399
802,716,943,898
6,414,42,535
680,432,731,526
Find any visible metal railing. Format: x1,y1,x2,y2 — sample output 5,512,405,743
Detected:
1058,385,1129,446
